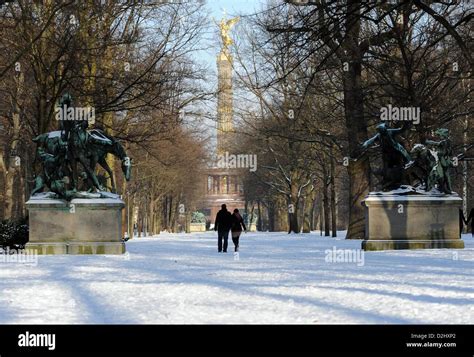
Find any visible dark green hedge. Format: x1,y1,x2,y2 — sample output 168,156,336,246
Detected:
0,218,29,250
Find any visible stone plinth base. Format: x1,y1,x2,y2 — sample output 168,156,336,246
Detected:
26,242,125,255
189,223,206,232
362,193,464,251
362,239,465,251
26,196,126,255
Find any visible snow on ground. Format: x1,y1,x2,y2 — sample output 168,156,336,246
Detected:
0,232,473,324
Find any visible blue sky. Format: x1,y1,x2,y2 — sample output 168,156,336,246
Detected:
206,0,262,18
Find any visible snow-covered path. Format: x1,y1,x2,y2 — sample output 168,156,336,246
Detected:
0,232,473,324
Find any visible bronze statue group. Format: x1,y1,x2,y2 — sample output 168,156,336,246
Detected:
31,94,131,200
361,122,462,194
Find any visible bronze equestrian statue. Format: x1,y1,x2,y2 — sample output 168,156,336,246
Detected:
31,93,131,200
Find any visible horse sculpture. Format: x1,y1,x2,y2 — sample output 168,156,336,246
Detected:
31,128,131,199
86,129,131,193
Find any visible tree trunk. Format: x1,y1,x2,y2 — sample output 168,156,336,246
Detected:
302,196,312,233
323,186,330,237
342,1,370,239
169,196,177,233
268,201,275,232
155,212,161,235
128,195,134,239
185,210,191,233
148,199,155,235
330,147,337,237
138,213,143,237
4,71,24,221
319,197,323,236
257,200,263,231
4,158,18,220
288,196,299,234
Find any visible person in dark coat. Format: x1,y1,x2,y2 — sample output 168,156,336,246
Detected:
231,209,246,252
214,204,233,252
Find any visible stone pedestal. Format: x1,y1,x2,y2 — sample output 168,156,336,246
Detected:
362,193,464,251
189,223,206,232
26,196,125,255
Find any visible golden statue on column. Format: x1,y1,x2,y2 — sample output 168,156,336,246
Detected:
219,16,240,51
197,12,246,225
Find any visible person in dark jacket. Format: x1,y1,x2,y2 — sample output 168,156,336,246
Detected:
214,204,233,252
231,209,246,252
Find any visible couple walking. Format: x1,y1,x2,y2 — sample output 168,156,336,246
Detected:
214,204,246,253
